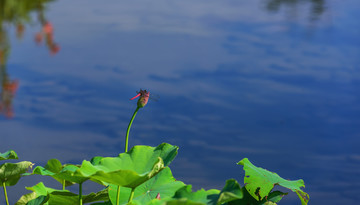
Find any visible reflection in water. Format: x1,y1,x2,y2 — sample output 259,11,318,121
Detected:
34,4,60,55
0,69,18,118
0,0,58,118
264,0,326,21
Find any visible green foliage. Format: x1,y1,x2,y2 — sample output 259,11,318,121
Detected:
238,158,309,205
0,150,18,160
3,148,308,205
0,161,33,186
0,0,55,23
2,147,309,205
0,159,33,205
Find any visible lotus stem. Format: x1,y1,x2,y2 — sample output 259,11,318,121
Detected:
62,180,65,190
116,186,120,205
2,182,9,205
122,107,139,205
128,188,135,203
79,182,83,205
125,107,139,152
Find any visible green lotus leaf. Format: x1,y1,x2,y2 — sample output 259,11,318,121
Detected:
15,192,39,205
0,150,18,160
48,189,109,204
30,159,77,187
91,201,112,205
52,164,90,184
215,179,243,205
228,188,287,205
92,143,178,168
0,161,33,186
81,143,178,188
150,188,221,205
79,156,164,188
15,182,109,205
204,189,220,205
265,191,287,204
172,185,209,204
44,159,63,173
26,195,49,205
148,198,206,205
238,158,309,205
108,167,185,204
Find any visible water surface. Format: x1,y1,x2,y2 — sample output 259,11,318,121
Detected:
1,0,359,204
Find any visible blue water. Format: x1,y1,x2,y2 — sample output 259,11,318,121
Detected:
1,0,360,204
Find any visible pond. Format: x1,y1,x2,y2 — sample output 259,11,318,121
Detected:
1,0,359,204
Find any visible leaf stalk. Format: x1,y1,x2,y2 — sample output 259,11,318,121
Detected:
128,188,135,203
79,182,83,205
2,182,9,205
116,186,120,205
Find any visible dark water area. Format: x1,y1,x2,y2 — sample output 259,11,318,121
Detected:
1,0,360,204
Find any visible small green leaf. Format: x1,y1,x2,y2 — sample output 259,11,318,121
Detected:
205,189,220,205
264,191,287,204
228,187,262,205
0,161,33,186
216,179,243,205
238,158,309,204
0,150,18,160
83,188,109,204
44,159,63,173
173,185,208,204
26,195,49,205
15,192,37,205
31,159,76,187
32,161,86,185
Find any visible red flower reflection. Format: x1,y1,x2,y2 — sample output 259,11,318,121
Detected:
0,79,19,118
16,23,25,39
34,21,60,55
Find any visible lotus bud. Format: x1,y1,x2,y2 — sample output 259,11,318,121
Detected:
137,89,149,108
130,89,150,108
156,193,161,200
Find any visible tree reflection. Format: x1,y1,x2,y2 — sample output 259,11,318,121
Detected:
264,0,326,22
0,0,58,118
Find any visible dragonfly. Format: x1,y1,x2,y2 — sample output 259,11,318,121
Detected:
130,89,159,101
130,89,159,108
